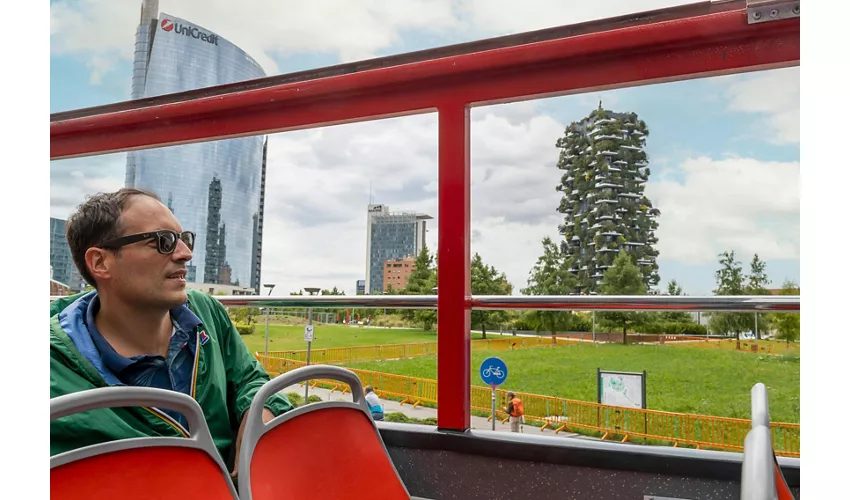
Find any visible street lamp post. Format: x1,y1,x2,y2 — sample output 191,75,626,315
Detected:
262,283,275,360
303,287,321,402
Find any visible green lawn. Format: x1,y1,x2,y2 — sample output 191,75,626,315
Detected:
241,323,484,353
347,343,801,422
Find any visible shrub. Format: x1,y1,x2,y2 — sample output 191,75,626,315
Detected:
641,322,707,336
384,412,437,426
285,392,304,407
385,412,412,423
569,315,593,332
234,322,255,335
307,394,323,404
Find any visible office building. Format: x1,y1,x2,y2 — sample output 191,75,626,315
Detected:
50,217,85,292
125,0,267,292
556,104,661,294
364,204,431,294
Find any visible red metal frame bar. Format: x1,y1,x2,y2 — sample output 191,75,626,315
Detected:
437,103,472,431
49,1,800,433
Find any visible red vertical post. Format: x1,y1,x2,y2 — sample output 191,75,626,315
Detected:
437,102,471,432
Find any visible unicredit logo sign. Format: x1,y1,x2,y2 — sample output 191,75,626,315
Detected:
161,18,219,46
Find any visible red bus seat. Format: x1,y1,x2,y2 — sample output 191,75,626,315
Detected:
238,365,411,500
51,386,238,500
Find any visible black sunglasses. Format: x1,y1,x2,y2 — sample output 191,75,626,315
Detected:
98,230,195,255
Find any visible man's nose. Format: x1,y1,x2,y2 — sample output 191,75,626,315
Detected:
172,239,193,261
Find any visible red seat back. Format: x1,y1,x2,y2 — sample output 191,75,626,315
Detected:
51,446,235,500
51,386,238,500
239,365,411,500
249,406,409,499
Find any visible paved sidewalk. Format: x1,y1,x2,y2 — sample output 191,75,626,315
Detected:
278,384,580,438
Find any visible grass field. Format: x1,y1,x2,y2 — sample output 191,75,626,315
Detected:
240,323,485,353
347,343,801,422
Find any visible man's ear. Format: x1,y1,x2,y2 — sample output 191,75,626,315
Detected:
85,247,112,284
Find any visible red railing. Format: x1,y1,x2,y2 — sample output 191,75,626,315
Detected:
50,0,800,432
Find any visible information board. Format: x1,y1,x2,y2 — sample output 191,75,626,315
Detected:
597,369,647,409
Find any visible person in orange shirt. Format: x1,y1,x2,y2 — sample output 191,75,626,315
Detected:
504,391,524,433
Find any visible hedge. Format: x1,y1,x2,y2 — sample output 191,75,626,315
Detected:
641,321,707,336
234,322,255,335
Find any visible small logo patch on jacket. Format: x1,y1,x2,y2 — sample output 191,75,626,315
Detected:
199,330,210,345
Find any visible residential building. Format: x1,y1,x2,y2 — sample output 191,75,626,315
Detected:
51,278,73,297
382,255,416,292
556,104,661,294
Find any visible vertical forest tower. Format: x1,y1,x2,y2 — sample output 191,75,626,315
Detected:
556,104,661,294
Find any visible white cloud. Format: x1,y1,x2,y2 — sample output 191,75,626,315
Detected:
50,154,126,219
722,67,800,145
646,156,800,265
50,0,461,83
51,0,699,85
455,0,694,35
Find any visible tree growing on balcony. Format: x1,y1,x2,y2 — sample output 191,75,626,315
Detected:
554,105,660,294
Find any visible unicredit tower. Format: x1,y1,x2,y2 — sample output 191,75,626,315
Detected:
125,0,267,292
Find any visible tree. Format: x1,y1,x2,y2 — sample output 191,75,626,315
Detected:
599,251,648,344
412,271,437,331
658,279,694,323
746,254,771,293
769,281,800,344
708,250,750,345
471,253,513,339
404,246,435,295
745,254,772,339
402,246,438,330
520,237,580,337
318,286,345,321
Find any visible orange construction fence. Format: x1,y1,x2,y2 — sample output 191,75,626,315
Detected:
256,354,800,458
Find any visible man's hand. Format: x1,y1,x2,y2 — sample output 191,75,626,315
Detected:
231,408,275,480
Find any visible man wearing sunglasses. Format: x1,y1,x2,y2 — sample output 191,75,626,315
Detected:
49,188,292,479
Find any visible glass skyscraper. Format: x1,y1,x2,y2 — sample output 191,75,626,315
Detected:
125,1,267,291
364,204,431,295
50,217,85,292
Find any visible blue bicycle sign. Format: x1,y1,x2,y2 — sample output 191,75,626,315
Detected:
480,357,508,387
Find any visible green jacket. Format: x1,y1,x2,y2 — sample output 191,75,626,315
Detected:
50,289,292,467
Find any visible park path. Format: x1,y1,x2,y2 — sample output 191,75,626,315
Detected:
278,383,583,438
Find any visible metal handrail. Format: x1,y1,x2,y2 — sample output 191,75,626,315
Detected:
49,294,799,312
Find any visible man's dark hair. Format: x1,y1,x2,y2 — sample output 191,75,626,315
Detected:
66,188,161,288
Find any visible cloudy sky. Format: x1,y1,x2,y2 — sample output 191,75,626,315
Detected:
49,0,800,296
